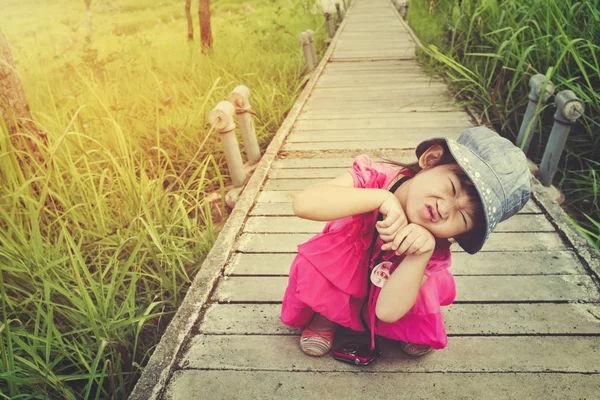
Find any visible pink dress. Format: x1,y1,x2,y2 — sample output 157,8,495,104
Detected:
280,155,456,349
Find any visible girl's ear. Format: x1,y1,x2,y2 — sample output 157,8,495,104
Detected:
418,144,445,169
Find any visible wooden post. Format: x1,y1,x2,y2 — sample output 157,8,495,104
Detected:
228,85,261,165
335,3,343,25
298,31,315,71
305,30,318,69
538,91,584,187
343,0,348,12
209,101,246,187
516,74,554,154
325,13,335,38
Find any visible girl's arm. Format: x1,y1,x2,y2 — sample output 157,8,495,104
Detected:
293,172,395,221
375,250,433,323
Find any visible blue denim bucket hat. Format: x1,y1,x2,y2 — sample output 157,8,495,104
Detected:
416,126,532,254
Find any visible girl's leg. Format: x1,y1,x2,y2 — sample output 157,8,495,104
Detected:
300,313,337,357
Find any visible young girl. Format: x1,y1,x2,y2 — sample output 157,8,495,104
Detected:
280,126,532,358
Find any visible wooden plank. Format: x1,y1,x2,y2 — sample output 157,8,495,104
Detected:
304,98,456,113
199,303,600,335
309,88,448,100
296,110,467,121
213,276,598,303
269,167,349,178
271,155,415,169
315,73,441,81
323,63,422,71
334,47,416,55
272,158,356,168
315,78,444,88
235,232,568,252
167,370,600,400
292,117,469,131
285,141,477,151
250,202,293,216
181,335,600,372
263,178,327,191
298,111,458,119
332,54,416,61
225,251,584,276
253,192,543,213
312,82,448,92
243,215,555,234
288,129,467,142
249,201,542,216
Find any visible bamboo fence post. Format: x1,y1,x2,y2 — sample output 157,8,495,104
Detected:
209,101,246,187
305,29,318,69
298,31,315,71
516,74,554,154
228,85,261,165
325,12,335,38
538,90,584,187
335,3,343,25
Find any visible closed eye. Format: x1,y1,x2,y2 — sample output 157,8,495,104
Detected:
450,178,468,227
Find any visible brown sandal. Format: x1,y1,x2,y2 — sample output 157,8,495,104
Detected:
399,341,432,357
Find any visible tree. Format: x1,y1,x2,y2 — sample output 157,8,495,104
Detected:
185,0,193,40
0,28,47,163
84,0,93,41
198,0,213,51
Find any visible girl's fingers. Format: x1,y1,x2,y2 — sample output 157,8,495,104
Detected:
390,224,412,251
396,231,418,255
406,236,427,255
415,237,435,255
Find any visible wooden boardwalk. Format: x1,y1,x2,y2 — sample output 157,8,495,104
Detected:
133,0,600,398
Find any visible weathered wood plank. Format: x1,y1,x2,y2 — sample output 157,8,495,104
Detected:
304,98,457,113
271,156,410,169
199,303,600,335
315,78,444,89
213,276,598,303
303,103,457,113
294,110,468,122
312,82,449,92
309,89,445,101
166,370,600,400
285,140,473,151
287,129,467,142
269,167,349,178
181,335,600,372
323,62,423,71
252,194,542,213
331,56,416,61
236,232,567,253
243,215,554,234
292,118,469,132
263,178,328,191
298,111,457,120
225,251,584,276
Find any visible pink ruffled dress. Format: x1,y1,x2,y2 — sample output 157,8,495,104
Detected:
280,155,456,349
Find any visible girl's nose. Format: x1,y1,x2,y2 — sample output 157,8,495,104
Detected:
437,199,451,219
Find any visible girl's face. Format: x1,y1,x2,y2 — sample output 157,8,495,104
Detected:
398,162,480,239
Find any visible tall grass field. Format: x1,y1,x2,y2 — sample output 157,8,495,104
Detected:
408,0,600,250
0,0,326,398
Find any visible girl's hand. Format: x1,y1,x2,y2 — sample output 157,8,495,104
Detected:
377,193,408,242
381,223,436,256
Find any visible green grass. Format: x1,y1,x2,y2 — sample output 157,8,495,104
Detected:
0,0,328,398
407,0,600,251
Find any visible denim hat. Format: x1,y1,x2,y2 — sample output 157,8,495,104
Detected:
416,126,532,254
